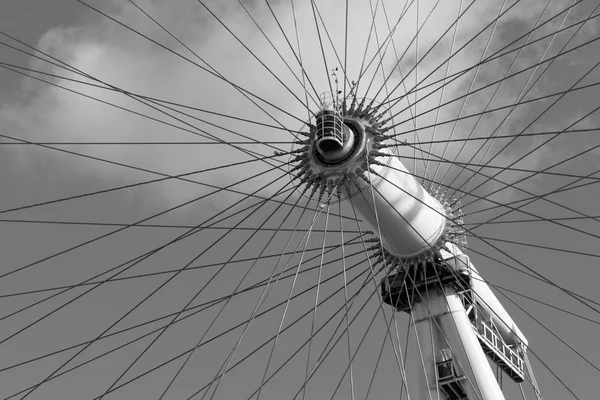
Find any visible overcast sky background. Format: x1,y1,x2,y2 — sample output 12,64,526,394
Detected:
0,0,600,399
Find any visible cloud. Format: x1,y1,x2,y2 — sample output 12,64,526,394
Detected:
1,0,598,220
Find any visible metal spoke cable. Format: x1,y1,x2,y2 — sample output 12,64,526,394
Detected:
457,103,600,217
368,279,415,400
125,0,307,137
366,169,600,322
424,259,440,398
397,324,413,400
389,57,600,145
460,166,600,222
363,157,437,400
202,189,337,400
0,167,298,331
385,40,600,140
308,0,333,96
406,267,483,400
309,0,353,91
433,258,540,398
467,234,600,260
436,0,547,185
356,174,418,369
381,1,591,127
0,149,281,215
197,1,314,117
0,158,287,283
376,0,480,106
368,0,444,103
0,239,363,300
0,132,336,219
426,0,466,180
301,200,331,400
494,283,600,373
368,0,432,182
464,244,600,310
358,173,516,398
327,291,411,400
288,283,383,400
6,259,372,400
12,175,299,400
235,277,379,400
343,0,349,101
468,233,600,316
479,277,600,327
253,200,324,400
362,166,437,400
0,63,287,162
289,0,314,123
406,127,600,146
0,219,366,234
192,263,377,400
385,155,600,249
381,0,584,112
338,188,356,400
372,170,600,312
413,0,420,174
73,0,309,126
345,182,407,389
351,0,384,100
379,0,590,108
326,309,389,400
0,37,291,160
0,183,305,327
452,81,600,205
236,0,319,109
269,0,322,104
0,57,302,135
161,186,322,400
363,314,409,400
353,0,415,101
97,179,309,400
393,143,600,243
0,242,367,380
0,66,290,200
359,160,414,363
397,154,600,182
463,215,600,226
0,140,296,146
441,258,577,399
291,228,406,400
253,200,333,399
446,0,587,191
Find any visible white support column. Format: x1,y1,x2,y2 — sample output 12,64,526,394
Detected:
412,289,449,400
411,285,506,400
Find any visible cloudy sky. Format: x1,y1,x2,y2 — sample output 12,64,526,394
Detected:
0,0,599,399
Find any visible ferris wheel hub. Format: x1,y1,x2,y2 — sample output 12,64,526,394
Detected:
290,97,384,199
291,94,461,263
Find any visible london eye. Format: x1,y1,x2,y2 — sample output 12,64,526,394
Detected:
0,1,599,399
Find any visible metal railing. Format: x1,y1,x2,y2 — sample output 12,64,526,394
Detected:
479,320,524,373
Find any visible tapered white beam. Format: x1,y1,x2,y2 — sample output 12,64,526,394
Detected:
347,153,446,258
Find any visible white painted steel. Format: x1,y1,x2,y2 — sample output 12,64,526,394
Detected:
348,153,447,258
342,152,525,399
412,290,449,400
441,243,528,347
413,287,506,400
442,291,506,400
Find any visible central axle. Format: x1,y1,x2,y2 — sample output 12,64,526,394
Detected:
294,94,450,263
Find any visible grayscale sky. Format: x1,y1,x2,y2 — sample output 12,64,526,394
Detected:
0,0,599,399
